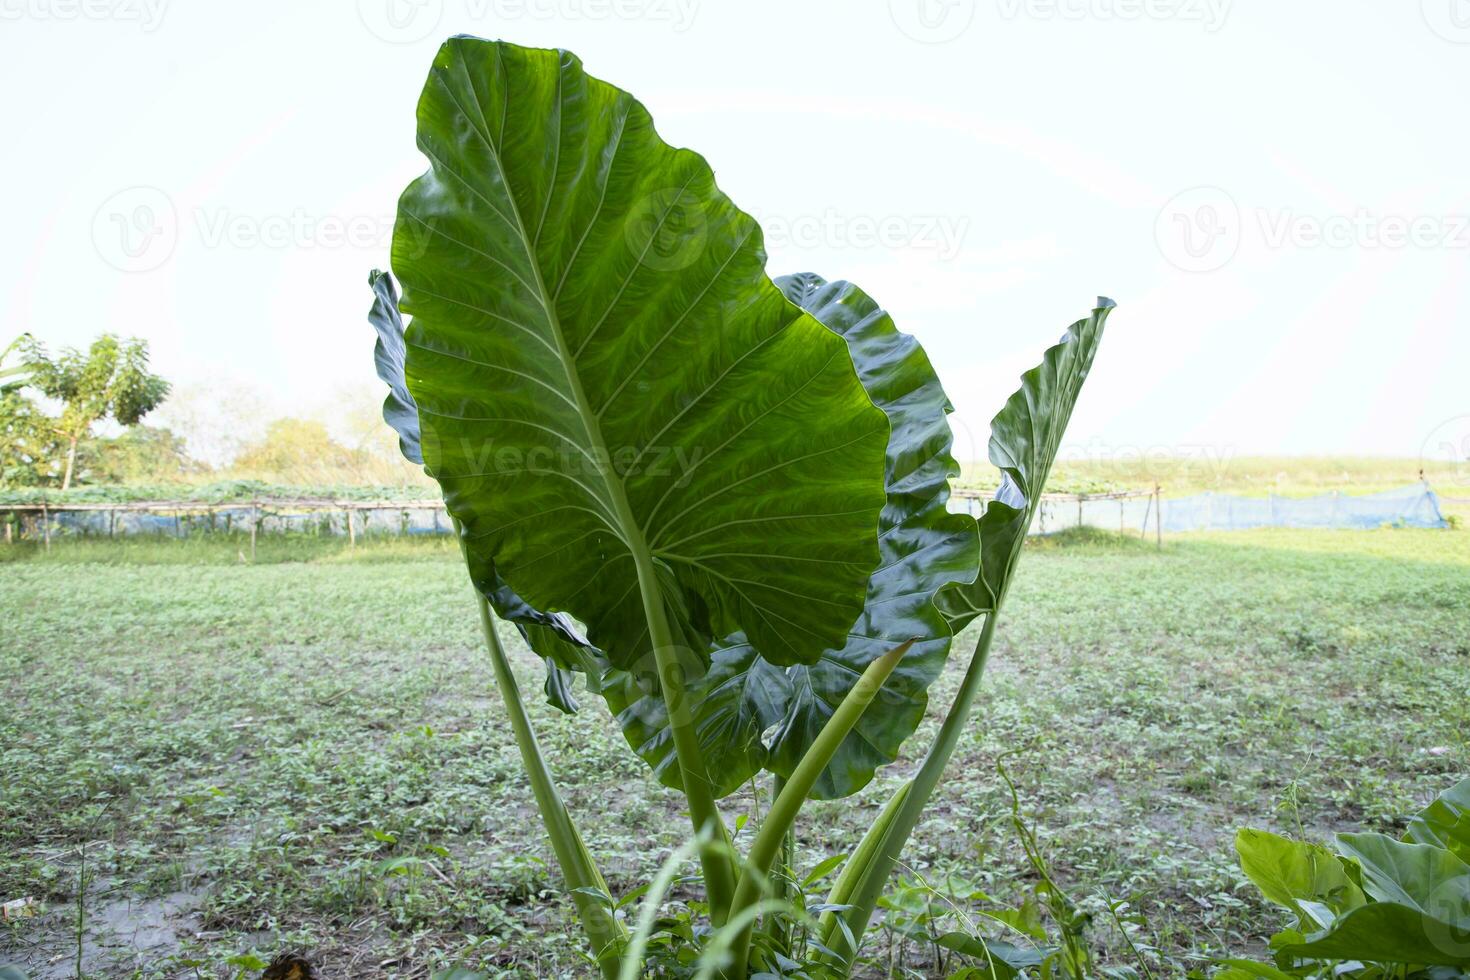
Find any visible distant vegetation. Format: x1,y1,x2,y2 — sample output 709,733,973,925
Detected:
1,332,430,493
3,337,1451,512
961,454,1457,497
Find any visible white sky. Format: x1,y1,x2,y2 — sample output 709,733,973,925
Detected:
4,0,1468,467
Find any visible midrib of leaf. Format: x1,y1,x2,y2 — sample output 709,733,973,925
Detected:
447,56,735,915
446,59,629,557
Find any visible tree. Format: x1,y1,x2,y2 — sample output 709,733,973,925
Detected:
0,335,59,487
0,335,31,391
22,334,170,490
0,390,61,487
77,426,201,484
231,417,366,484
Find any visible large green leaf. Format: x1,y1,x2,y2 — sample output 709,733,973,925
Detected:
598,274,978,798
1335,833,1470,917
1278,902,1470,967
1235,828,1365,928
1210,962,1299,980
392,38,889,671
825,297,1118,964
370,267,601,713
1407,777,1470,864
368,270,425,466
935,299,1114,632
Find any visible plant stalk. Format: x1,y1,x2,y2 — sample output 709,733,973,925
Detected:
464,557,625,976
771,773,794,956
815,778,911,946
825,612,1000,966
628,546,738,922
726,638,913,976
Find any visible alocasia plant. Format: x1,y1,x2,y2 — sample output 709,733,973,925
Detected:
368,35,1114,977
1226,777,1470,978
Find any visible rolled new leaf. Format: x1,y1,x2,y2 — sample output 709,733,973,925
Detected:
599,274,979,798
391,38,889,672
935,298,1115,632
368,270,424,466
832,297,1116,964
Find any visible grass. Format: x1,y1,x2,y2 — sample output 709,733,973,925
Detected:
1,528,1467,977
958,453,1468,499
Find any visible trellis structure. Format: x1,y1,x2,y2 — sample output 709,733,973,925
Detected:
2,482,1449,556
0,497,446,558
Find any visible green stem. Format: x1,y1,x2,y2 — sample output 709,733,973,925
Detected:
769,773,795,956
815,778,910,947
726,639,913,977
778,778,795,937
461,548,624,976
628,546,737,923
826,613,1000,966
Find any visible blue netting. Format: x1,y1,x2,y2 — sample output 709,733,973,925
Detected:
950,483,1447,533
32,505,452,538
16,484,1450,541
1157,484,1446,531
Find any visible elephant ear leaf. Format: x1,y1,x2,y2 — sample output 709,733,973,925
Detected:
368,269,424,466
1405,775,1470,863
391,38,890,671
369,266,601,713
601,273,979,798
936,298,1114,633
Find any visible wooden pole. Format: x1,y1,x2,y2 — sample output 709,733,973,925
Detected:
41,500,50,552
1154,482,1163,550
346,509,356,549
250,502,258,563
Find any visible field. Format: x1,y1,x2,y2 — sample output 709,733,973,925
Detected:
2,528,1468,977
958,454,1469,501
